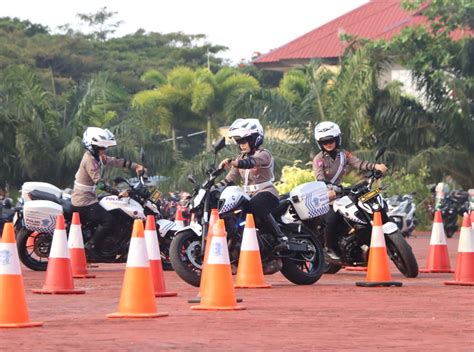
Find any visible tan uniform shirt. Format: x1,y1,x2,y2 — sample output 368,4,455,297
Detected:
312,149,374,185
71,152,139,207
223,148,278,198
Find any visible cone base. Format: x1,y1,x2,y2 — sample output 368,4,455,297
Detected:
191,305,245,311
420,269,454,273
0,321,43,328
155,291,177,297
188,296,243,303
356,281,403,287
73,274,96,279
444,280,474,286
32,288,86,295
235,283,271,288
107,312,168,319
345,266,367,272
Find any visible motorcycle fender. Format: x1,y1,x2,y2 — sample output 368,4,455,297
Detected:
175,223,203,237
156,219,178,237
383,222,399,235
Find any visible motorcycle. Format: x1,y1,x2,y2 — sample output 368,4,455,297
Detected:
169,137,327,287
386,193,417,237
14,174,178,271
322,148,419,278
428,188,469,238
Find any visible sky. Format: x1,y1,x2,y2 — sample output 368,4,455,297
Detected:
2,0,369,64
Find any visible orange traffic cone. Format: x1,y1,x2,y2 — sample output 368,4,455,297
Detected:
33,215,85,294
144,215,177,297
0,223,43,328
188,208,219,304
174,206,185,229
235,214,271,288
356,211,402,287
107,219,168,318
420,211,453,273
191,219,245,311
68,212,95,279
445,213,474,286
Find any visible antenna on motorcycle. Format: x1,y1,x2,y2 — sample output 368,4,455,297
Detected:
139,147,146,163
212,136,226,169
375,146,386,161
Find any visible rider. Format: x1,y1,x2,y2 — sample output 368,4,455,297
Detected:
71,127,145,258
312,121,388,260
217,118,288,249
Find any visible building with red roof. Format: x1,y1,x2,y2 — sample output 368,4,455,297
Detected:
253,0,464,72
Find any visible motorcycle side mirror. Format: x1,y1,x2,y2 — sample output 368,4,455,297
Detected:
2,197,13,209
213,137,226,154
187,174,196,184
114,176,129,185
375,146,386,161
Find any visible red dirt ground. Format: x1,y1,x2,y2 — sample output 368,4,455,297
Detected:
1,233,473,351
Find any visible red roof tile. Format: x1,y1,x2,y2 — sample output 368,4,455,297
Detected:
253,0,468,65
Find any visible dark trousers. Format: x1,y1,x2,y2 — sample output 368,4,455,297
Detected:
73,202,115,247
322,207,341,249
245,191,279,219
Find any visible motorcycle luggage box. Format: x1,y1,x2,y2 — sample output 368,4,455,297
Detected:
23,200,63,233
290,181,330,220
21,182,62,202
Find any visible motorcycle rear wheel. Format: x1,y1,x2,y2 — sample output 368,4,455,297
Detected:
280,236,325,285
16,227,50,271
385,231,419,278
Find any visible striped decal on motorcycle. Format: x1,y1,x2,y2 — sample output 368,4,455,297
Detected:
25,215,57,234
304,193,330,218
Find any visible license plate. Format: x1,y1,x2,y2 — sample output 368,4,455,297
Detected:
359,188,381,203
149,189,162,203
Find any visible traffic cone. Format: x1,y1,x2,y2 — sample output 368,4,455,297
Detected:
33,215,85,294
68,212,95,279
420,210,453,273
107,219,168,318
144,215,177,297
356,212,402,287
187,208,219,304
0,223,43,328
445,214,474,286
235,214,271,288
174,206,185,229
191,219,245,311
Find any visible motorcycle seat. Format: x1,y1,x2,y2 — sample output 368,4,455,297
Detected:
29,190,73,217
272,198,291,217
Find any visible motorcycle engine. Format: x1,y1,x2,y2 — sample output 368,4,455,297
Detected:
338,235,363,261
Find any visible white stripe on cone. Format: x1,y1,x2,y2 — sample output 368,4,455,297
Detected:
50,228,69,258
458,223,474,253
144,229,161,261
126,237,149,268
207,236,230,265
369,225,386,248
0,243,22,275
240,227,260,251
430,222,447,245
67,224,85,249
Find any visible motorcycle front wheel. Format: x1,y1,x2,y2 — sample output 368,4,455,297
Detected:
169,229,203,287
385,231,419,278
16,227,51,271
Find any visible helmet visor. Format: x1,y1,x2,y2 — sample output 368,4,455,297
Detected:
320,137,336,145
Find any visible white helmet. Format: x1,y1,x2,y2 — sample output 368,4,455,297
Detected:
228,118,264,149
314,121,342,150
82,127,116,160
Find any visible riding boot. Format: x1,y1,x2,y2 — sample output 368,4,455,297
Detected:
264,214,288,251
323,231,340,260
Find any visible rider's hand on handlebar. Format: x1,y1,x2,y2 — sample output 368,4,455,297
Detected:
374,163,388,173
135,164,147,176
118,190,129,199
219,158,235,170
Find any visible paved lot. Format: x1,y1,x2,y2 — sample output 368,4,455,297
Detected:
1,233,473,351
